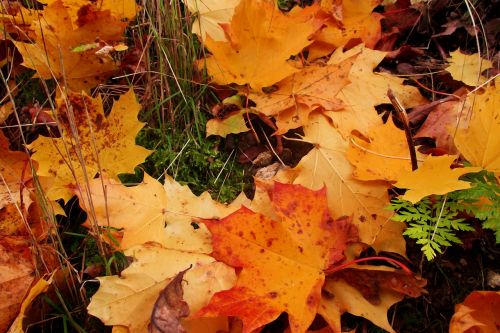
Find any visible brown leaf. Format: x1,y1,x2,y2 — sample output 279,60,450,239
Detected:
149,269,190,333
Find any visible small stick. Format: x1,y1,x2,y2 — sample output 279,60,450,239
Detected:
387,89,418,171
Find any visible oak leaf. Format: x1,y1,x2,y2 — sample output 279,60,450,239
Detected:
454,84,500,173
346,117,415,182
87,242,236,333
196,182,358,333
446,50,493,87
202,0,320,90
394,155,482,204
185,0,239,41
74,174,248,251
449,291,500,333
276,112,406,255
29,89,151,201
14,0,128,91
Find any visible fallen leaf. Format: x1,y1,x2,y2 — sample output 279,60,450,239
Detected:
346,117,414,182
445,50,493,86
0,102,14,124
394,154,482,204
14,0,128,91
202,0,320,90
6,277,50,333
74,173,248,251
308,0,382,60
185,0,239,41
150,269,190,333
39,0,138,23
449,291,500,333
248,58,353,117
454,84,500,173
206,110,249,138
87,242,236,333
326,46,427,137
276,112,406,255
0,131,32,210
30,89,151,201
0,237,35,332
196,182,358,333
415,98,469,154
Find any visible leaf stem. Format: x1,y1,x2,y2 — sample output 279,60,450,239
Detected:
325,256,412,275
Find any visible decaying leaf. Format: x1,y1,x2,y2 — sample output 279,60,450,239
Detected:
185,0,239,41
149,269,190,333
14,0,128,91
394,154,482,204
202,0,320,90
0,237,35,332
0,131,32,210
449,291,500,333
30,89,151,201
196,182,358,333
87,242,236,333
276,112,406,255
454,84,500,174
445,50,493,87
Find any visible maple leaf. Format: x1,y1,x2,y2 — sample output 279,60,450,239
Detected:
74,173,248,251
185,0,239,41
445,49,493,87
206,110,249,138
276,112,406,255
394,155,482,204
0,237,35,332
449,291,500,333
0,102,15,124
39,0,139,23
454,84,500,173
0,131,32,210
326,45,427,138
248,58,353,117
29,89,151,201
308,0,382,60
87,242,236,333
415,97,469,154
13,0,128,91
202,0,320,90
346,117,414,182
196,182,358,333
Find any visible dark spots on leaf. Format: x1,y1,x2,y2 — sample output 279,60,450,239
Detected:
268,291,278,298
298,246,303,253
297,229,303,234
359,215,366,222
371,213,377,220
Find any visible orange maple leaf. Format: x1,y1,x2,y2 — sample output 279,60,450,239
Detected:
13,0,128,91
196,182,357,333
202,0,320,90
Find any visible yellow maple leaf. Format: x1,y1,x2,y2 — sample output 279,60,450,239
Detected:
394,155,482,204
87,242,236,333
185,0,239,41
346,118,416,182
454,84,500,173
29,89,151,201
446,49,493,87
276,112,406,255
14,0,128,91
206,110,249,138
327,46,427,138
74,173,248,251
202,0,319,90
